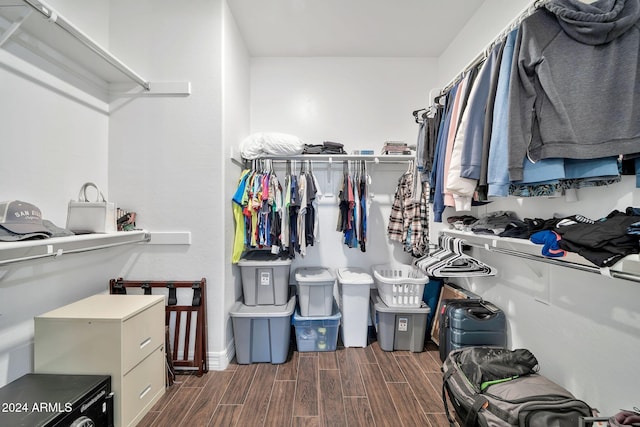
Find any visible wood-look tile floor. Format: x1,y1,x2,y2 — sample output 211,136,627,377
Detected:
138,336,452,427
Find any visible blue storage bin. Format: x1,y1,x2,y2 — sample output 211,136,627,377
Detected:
292,303,341,352
422,278,443,333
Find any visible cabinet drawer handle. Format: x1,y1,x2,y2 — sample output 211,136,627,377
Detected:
139,385,151,400
139,337,151,349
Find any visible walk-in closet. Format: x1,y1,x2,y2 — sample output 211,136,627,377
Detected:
1,0,639,426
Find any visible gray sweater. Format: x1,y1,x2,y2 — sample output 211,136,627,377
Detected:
507,0,640,182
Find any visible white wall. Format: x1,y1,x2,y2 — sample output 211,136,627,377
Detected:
249,57,437,273
436,0,531,88
251,57,436,149
2,0,638,415
0,0,138,386
435,0,640,415
222,1,251,360
108,0,230,368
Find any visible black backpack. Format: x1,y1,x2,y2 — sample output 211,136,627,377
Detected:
442,347,593,427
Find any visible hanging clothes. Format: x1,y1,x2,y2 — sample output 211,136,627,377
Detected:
297,169,307,256
263,161,319,258
487,28,519,198
310,171,323,244
476,39,505,201
337,167,358,249
231,162,284,261
417,0,640,226
356,162,370,252
442,72,472,210
446,52,496,211
232,168,252,263
431,84,456,223
281,173,291,253
508,0,640,182
335,161,371,251
387,162,429,257
304,171,317,248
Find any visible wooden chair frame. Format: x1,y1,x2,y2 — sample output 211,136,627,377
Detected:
109,278,208,377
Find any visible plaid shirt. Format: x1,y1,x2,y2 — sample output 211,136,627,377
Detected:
409,181,429,257
387,171,429,257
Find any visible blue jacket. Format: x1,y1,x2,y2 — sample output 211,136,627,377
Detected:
460,44,500,180
487,28,518,197
431,84,457,222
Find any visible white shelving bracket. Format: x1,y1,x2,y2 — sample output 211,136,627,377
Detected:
0,0,191,99
109,81,192,98
0,6,30,47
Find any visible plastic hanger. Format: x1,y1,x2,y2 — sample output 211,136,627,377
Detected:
415,236,497,278
429,238,496,277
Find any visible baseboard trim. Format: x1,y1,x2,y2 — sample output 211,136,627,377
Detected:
206,339,235,371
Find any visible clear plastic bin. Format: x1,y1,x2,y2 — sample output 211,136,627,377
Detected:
292,303,341,352
372,264,427,307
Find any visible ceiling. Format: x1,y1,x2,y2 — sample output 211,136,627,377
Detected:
227,0,486,57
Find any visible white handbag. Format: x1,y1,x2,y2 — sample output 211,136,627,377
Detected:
66,182,117,234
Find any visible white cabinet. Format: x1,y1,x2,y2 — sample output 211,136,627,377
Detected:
34,294,166,427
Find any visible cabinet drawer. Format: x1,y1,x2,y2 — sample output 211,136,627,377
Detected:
121,346,165,427
122,301,164,373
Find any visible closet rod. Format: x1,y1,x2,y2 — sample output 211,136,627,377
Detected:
21,0,151,91
462,240,640,284
440,0,546,95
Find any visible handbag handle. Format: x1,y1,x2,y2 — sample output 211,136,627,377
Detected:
78,182,107,202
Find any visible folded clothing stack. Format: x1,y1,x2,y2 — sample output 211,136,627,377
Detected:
381,141,411,155
303,141,346,154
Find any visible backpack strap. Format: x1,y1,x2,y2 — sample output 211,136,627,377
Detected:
442,371,457,427
443,366,490,427
464,395,488,427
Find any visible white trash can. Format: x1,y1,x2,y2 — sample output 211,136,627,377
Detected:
336,267,374,347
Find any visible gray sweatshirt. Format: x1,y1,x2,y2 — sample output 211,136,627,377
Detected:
507,0,640,182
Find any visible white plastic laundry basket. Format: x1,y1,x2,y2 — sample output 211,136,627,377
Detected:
372,264,427,307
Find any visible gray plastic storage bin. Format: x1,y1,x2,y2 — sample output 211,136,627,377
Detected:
229,296,296,364
371,291,430,353
295,267,335,317
336,267,373,348
238,251,292,306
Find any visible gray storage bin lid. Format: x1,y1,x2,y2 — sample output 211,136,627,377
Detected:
372,292,430,314
229,295,296,318
238,250,292,267
336,267,374,285
295,267,335,284
293,301,342,323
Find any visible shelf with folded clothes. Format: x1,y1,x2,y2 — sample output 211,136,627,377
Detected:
241,154,417,164
0,230,151,267
441,229,640,284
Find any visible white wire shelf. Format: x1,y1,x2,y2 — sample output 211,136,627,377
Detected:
0,230,150,267
442,229,640,284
